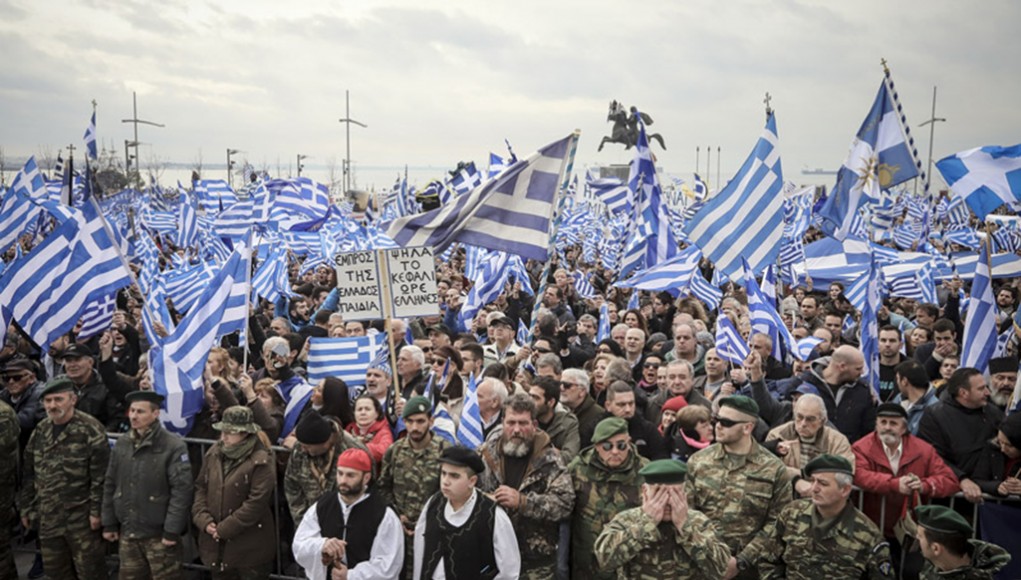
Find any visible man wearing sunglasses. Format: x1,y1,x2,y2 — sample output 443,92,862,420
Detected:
0,358,43,450
595,458,731,578
686,395,792,578
567,417,646,580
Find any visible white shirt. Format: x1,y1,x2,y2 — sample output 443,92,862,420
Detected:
292,492,404,580
883,440,904,475
412,489,520,580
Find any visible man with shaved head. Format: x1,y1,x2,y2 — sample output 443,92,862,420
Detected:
796,345,877,444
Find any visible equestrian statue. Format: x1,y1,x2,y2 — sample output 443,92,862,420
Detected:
598,100,667,152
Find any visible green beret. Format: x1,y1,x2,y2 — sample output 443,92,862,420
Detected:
125,390,164,406
639,459,688,484
40,376,75,398
718,395,759,418
915,505,973,537
403,396,432,419
592,417,628,444
804,454,854,478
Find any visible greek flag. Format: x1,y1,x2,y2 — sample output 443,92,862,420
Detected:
715,316,750,366
961,243,997,373
149,243,250,434
306,334,385,385
588,176,632,216
77,292,117,340
161,262,213,314
685,113,784,281
794,336,825,362
194,179,237,216
517,319,531,347
690,272,722,311
617,245,701,292
936,144,1021,221
573,271,597,299
626,289,640,311
456,373,484,449
449,162,483,196
743,259,794,361
213,197,255,239
818,81,919,240
488,153,510,179
142,282,175,346
943,195,971,230
83,111,97,160
596,303,611,342
177,198,198,248
387,134,577,261
0,202,133,351
459,251,510,330
0,158,47,253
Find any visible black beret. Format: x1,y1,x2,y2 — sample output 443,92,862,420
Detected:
876,403,908,420
295,412,334,445
988,356,1019,375
639,459,688,484
804,454,854,478
718,395,759,418
439,446,485,474
40,376,75,398
915,504,973,537
125,390,164,406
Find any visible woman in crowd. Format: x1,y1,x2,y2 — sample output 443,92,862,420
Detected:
192,406,277,580
666,404,714,462
621,308,648,335
345,394,394,463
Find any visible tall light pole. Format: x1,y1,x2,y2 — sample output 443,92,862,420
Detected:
297,154,308,177
120,91,164,186
918,85,946,195
226,148,241,187
338,90,367,194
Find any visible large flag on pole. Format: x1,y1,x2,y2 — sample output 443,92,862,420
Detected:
83,110,98,160
817,81,919,240
860,253,884,397
936,144,1021,221
684,113,784,282
961,243,997,373
387,133,578,261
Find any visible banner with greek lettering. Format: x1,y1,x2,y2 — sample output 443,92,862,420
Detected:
385,247,438,318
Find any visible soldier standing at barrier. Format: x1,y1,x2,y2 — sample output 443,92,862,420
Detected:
102,391,193,580
18,377,110,579
685,395,792,578
915,505,1011,579
759,454,893,579
376,396,449,580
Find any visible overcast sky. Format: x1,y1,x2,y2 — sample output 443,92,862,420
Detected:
1,0,1019,190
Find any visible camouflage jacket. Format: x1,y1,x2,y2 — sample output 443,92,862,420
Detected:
283,429,367,523
759,499,893,579
919,540,1012,579
375,433,448,527
593,505,731,579
478,430,574,580
567,444,647,580
685,441,792,567
18,410,110,537
0,401,19,512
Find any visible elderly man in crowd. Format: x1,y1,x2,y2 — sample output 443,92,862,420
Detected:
765,393,854,497
559,368,607,449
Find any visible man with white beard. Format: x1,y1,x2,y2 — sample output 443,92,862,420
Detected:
477,394,574,580
987,356,1019,413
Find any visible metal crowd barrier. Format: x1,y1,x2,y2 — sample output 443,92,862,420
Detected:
18,432,1016,580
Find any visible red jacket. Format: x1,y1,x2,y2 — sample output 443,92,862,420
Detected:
345,418,394,463
852,431,960,538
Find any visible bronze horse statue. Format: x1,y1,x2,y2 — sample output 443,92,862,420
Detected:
598,100,667,152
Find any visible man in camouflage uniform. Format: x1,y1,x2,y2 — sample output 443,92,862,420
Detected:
759,454,893,579
567,416,647,580
594,459,731,579
18,377,110,578
0,399,19,578
283,411,367,523
478,393,574,580
685,395,792,578
376,396,449,580
101,391,193,579
915,505,1012,579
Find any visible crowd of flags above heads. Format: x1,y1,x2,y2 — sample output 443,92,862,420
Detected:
4,67,1021,425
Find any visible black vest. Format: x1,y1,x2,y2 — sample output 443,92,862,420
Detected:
420,492,498,580
315,492,388,571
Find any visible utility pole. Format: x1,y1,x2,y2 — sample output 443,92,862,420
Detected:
918,86,946,194
227,148,241,187
297,154,308,177
120,91,163,187
338,90,367,195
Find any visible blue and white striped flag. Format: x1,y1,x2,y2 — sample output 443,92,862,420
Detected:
488,153,510,179
251,245,292,303
573,271,597,299
690,273,722,311
860,254,884,397
596,303,611,343
456,373,484,449
685,113,784,281
194,179,237,216
627,290,640,310
715,316,750,366
0,158,47,253
176,197,199,248
743,259,794,361
818,80,919,240
161,262,214,314
306,334,385,385
77,292,117,340
961,244,997,373
794,336,825,362
937,144,1021,221
83,110,98,160
388,134,577,261
516,319,531,347
459,251,511,330
150,243,250,434
449,162,482,197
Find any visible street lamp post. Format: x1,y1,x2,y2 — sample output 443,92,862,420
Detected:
120,91,164,186
226,148,241,188
297,154,308,177
338,90,367,194
918,85,946,195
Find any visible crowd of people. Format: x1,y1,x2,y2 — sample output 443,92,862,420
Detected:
1,247,1020,580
